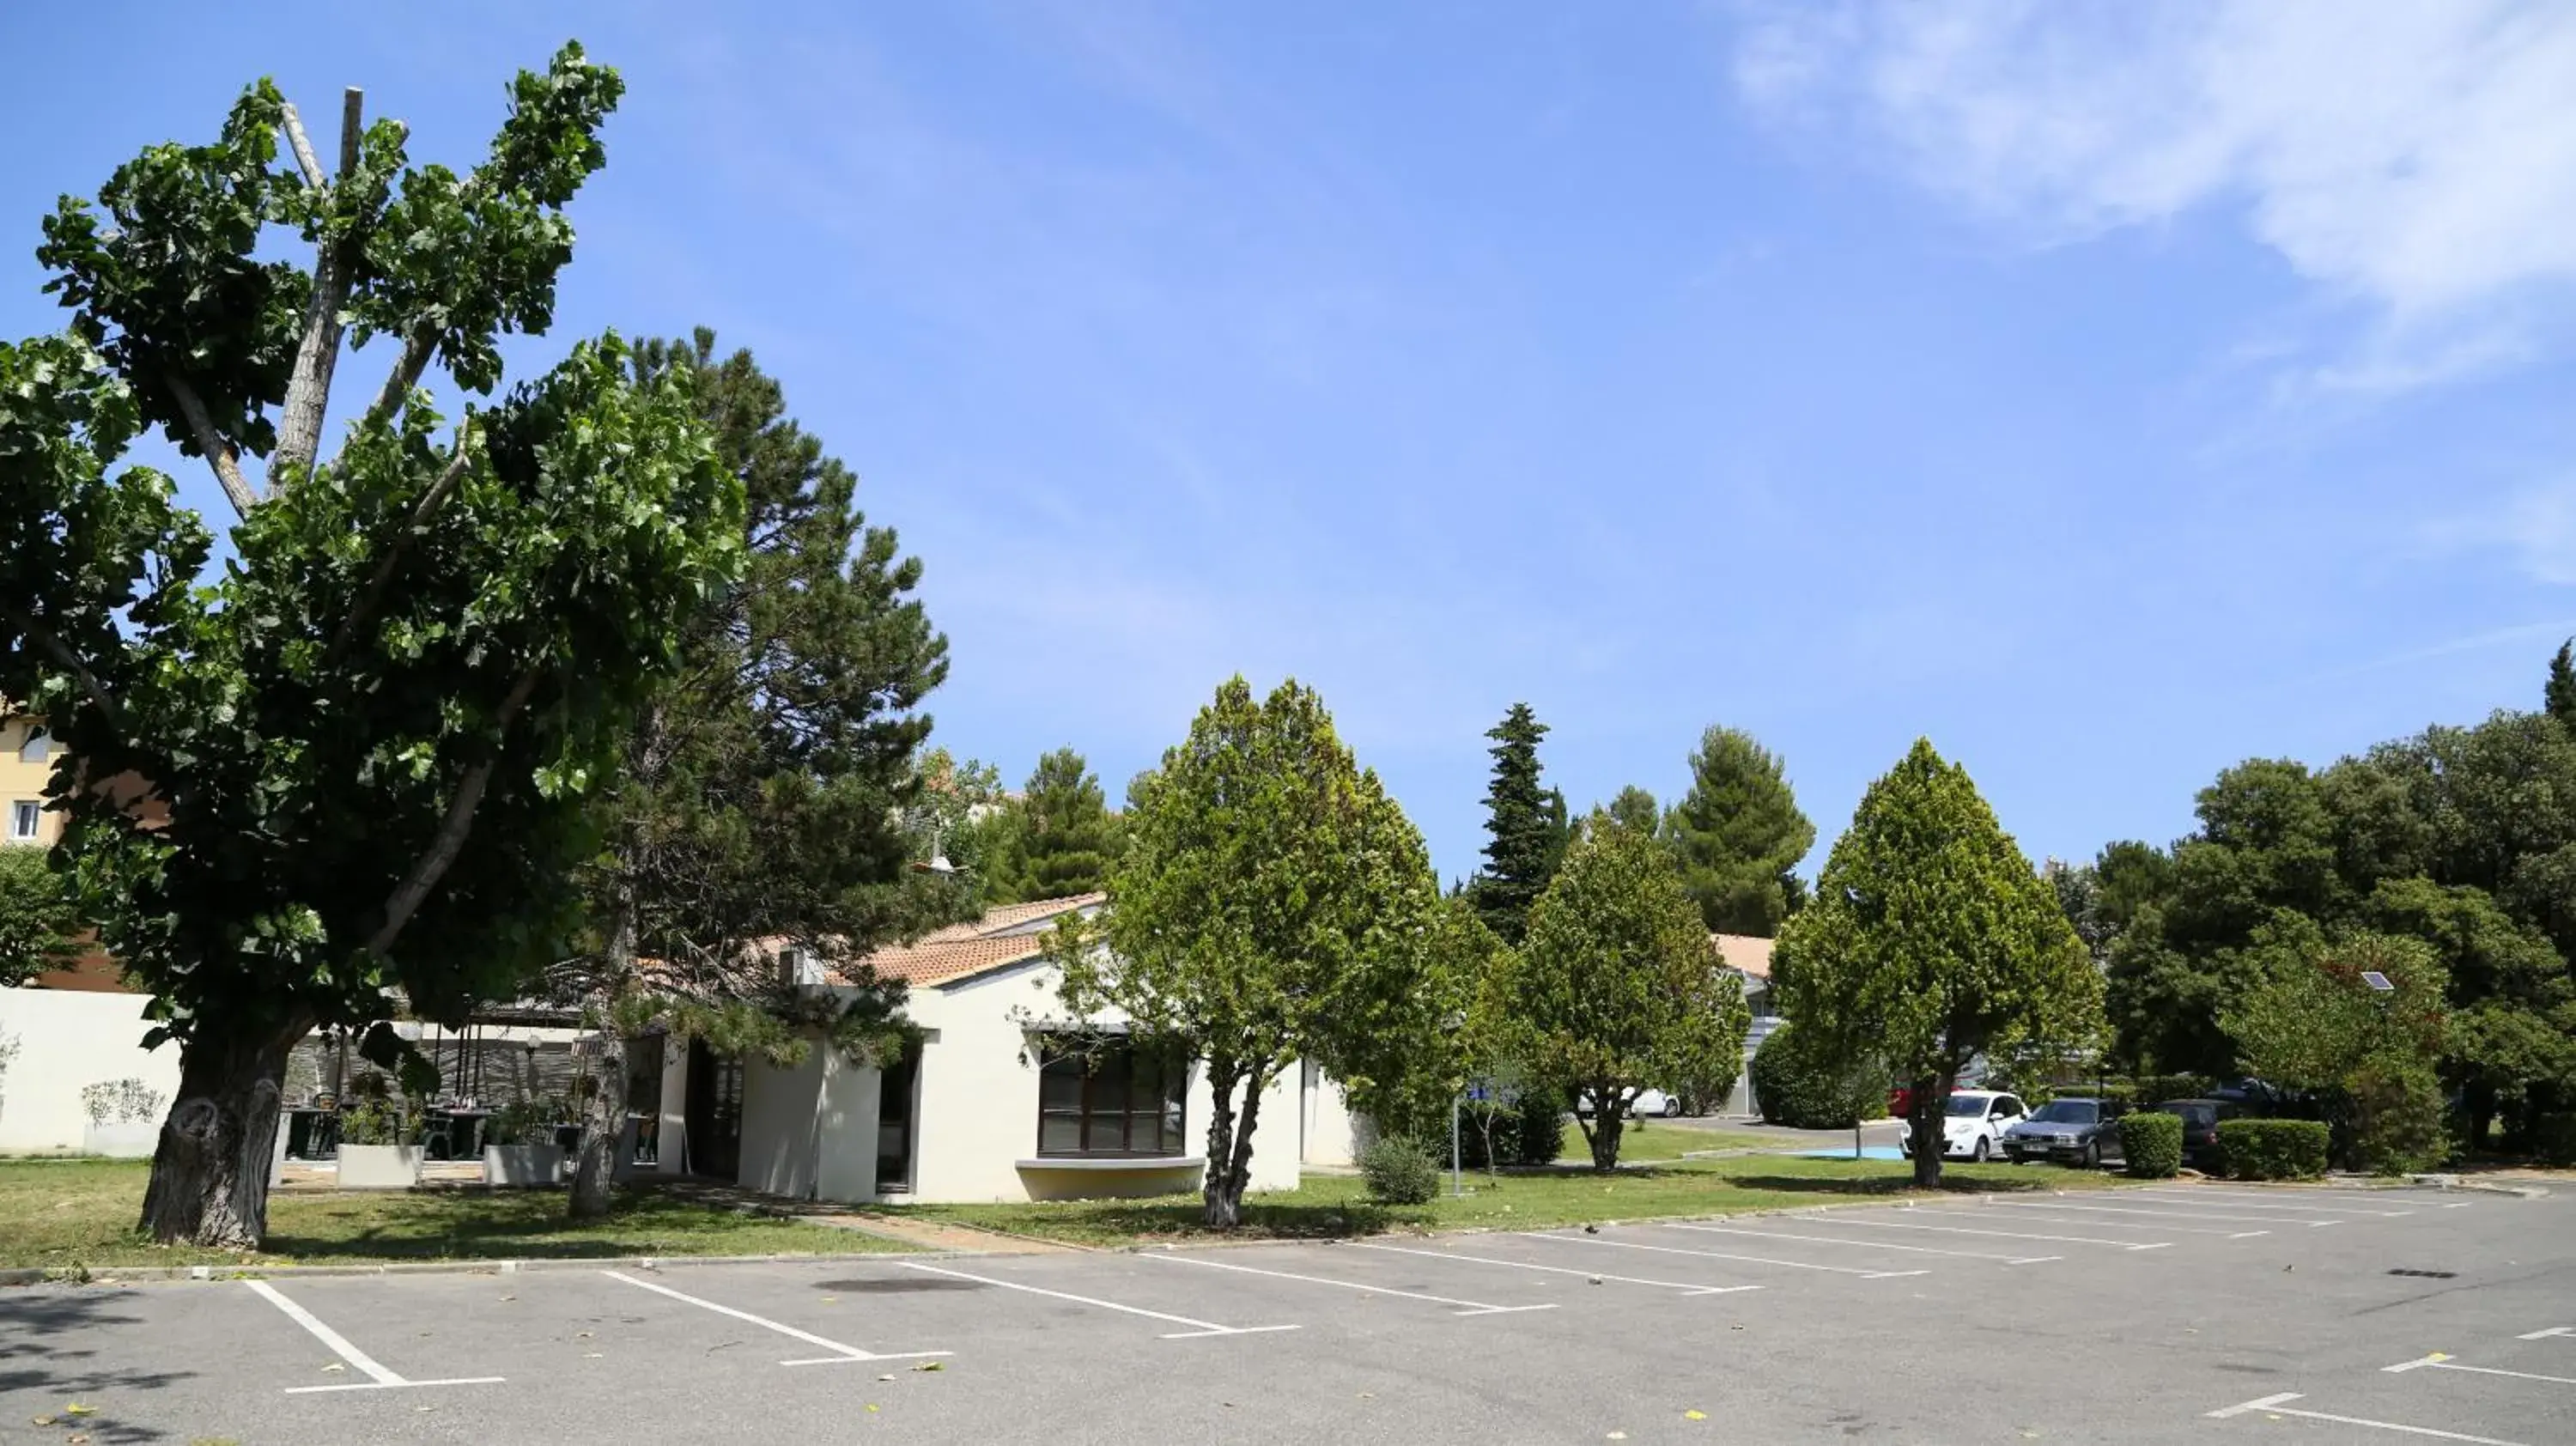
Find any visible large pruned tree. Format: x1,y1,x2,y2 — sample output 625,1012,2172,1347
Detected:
1055,677,1445,1227
1777,739,2098,1187
0,46,742,1247
1491,811,1749,1171
1662,725,1815,938
544,332,953,1218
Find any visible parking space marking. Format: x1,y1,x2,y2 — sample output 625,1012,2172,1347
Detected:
602,1269,951,1366
1986,1199,2343,1226
1139,1250,1558,1316
2163,1185,2444,1206
1351,1242,1762,1296
2129,1188,2410,1218
1658,1220,2060,1265
1801,1212,2168,1251
2206,1393,2529,1443
898,1261,1298,1340
2517,1327,2573,1340
1532,1230,1928,1279
1929,1206,2260,1238
246,1281,505,1394
2385,1355,2576,1387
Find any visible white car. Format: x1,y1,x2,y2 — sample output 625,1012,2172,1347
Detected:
1574,1086,1682,1119
1896,1089,2027,1163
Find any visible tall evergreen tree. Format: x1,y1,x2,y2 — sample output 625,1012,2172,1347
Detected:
2550,640,2576,730
1662,726,1816,937
1469,703,1558,945
1605,785,1661,838
1016,748,1115,899
556,331,951,1216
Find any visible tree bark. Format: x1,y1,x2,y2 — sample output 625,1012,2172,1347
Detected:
1200,1057,1242,1229
137,1011,312,1248
1908,1072,1946,1188
1587,1079,1625,1171
569,883,641,1220
1223,1067,1267,1216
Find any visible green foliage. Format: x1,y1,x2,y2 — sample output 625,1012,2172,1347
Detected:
1747,1022,1878,1129
336,1099,417,1147
1358,1134,1441,1205
2118,1111,2184,1177
1490,814,1748,1171
1467,703,1558,946
2215,1119,2329,1180
2,45,744,1247
1776,738,2100,1182
2352,1071,2451,1175
2549,640,2576,730
2532,1112,2576,1166
0,846,82,987
1661,726,1815,937
1604,785,1661,838
1515,1086,1567,1165
1060,677,1453,1227
2221,930,2451,1172
2133,1073,2212,1107
1012,749,1116,900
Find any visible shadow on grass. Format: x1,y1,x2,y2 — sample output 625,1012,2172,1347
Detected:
259,1185,823,1261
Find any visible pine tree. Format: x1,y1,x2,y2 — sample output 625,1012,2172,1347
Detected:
1605,785,1660,837
2548,640,2576,730
1662,726,1816,937
1017,748,1115,899
1468,703,1558,945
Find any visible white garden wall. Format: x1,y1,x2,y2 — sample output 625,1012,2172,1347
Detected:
0,987,180,1154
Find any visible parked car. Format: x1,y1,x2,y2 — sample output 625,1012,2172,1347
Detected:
1897,1090,2027,1162
1887,1084,1913,1120
2154,1098,2241,1166
2002,1096,2125,1167
1574,1086,1680,1119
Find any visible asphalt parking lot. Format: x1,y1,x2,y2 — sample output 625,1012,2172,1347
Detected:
3,1182,2568,1444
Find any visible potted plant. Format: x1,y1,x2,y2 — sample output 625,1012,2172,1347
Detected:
480,1097,568,1187
78,1078,167,1157
335,1098,425,1189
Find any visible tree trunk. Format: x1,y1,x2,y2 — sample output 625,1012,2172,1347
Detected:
1200,1058,1242,1229
1224,1069,1267,1218
569,884,640,1220
137,1012,312,1249
1908,1072,1946,1188
1588,1081,1624,1171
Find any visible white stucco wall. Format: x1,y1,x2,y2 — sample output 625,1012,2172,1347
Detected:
738,1046,826,1200
1297,1057,1359,1167
0,987,180,1153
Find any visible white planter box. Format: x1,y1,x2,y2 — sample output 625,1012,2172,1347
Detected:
336,1144,424,1189
481,1143,564,1188
81,1121,160,1158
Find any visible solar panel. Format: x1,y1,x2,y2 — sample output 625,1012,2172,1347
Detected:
2360,970,2395,992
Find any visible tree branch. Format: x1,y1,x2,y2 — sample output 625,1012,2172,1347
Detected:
278,101,326,188
364,326,439,429
367,665,542,956
329,426,476,662
2,605,120,730
163,372,258,515
271,89,368,488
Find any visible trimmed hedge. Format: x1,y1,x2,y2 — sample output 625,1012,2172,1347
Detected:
2118,1111,2184,1178
1748,1023,1878,1129
2133,1074,2211,1108
1358,1135,1440,1204
2218,1119,2330,1181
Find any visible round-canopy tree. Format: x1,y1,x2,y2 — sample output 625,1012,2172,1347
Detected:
0,46,741,1247
1777,738,2099,1187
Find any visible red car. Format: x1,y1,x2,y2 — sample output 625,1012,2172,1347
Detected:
1888,1084,1913,1119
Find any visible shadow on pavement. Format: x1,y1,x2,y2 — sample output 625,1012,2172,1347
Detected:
0,1291,191,1443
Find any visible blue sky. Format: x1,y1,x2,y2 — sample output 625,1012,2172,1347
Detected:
8,3,2576,885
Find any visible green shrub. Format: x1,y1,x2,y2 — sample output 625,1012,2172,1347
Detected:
2217,1119,2330,1180
2134,1074,2210,1108
1748,1024,1878,1129
1513,1088,1565,1165
2118,1111,2184,1178
2532,1112,2576,1167
2352,1072,2450,1176
1358,1135,1440,1205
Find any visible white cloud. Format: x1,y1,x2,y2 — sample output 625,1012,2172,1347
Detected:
2427,475,2576,586
1733,0,2576,388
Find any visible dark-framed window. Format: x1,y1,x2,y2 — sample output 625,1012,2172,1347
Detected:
1037,1036,1187,1158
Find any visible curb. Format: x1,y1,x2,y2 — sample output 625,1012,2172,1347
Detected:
0,1246,988,1290
2406,1173,2553,1199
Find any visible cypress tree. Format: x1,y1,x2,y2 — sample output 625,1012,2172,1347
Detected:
2548,640,2576,730
1017,748,1115,899
1469,703,1558,945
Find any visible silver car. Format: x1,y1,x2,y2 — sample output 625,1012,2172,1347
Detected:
2002,1097,2124,1168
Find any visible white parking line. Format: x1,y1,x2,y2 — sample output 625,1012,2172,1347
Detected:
2207,1393,2527,1443
1659,1220,2059,1265
2386,1355,2576,1387
2159,1185,2444,1205
899,1261,1297,1340
1986,1199,2342,1227
2128,1188,2411,1218
1139,1250,1557,1316
2518,1327,2573,1341
603,1269,952,1366
1532,1230,1928,1279
246,1280,505,1394
1352,1242,1762,1296
1927,1206,2259,1238
1799,1212,2165,1252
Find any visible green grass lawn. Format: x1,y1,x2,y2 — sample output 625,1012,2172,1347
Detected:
884,1152,2117,1249
0,1159,908,1272
1554,1119,1784,1161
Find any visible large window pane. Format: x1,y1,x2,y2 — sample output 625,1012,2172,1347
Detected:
1032,1036,1188,1159
1038,1113,1083,1155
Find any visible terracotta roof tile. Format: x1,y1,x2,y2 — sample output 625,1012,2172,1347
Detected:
1710,933,1775,981
828,893,1103,989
